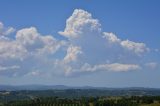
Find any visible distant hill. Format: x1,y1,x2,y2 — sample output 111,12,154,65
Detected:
0,85,160,91
0,85,71,91
0,85,110,91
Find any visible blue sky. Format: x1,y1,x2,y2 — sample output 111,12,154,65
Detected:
0,0,160,88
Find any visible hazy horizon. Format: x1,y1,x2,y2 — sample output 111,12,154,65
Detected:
1,84,160,89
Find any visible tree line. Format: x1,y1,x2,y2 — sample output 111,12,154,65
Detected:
2,96,160,106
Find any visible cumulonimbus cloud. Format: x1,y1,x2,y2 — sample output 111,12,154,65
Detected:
58,9,101,39
0,9,157,77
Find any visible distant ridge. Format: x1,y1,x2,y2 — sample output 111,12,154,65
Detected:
0,85,70,91
0,85,160,91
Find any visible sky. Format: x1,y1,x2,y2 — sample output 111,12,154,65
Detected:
0,0,160,88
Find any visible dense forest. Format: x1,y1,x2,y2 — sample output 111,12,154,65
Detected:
1,89,160,106
1,96,160,106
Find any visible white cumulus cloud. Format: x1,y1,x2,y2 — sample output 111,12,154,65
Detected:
103,32,149,55
63,45,82,63
0,22,15,36
0,37,27,60
0,26,65,76
121,40,149,55
81,63,141,72
16,27,64,55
